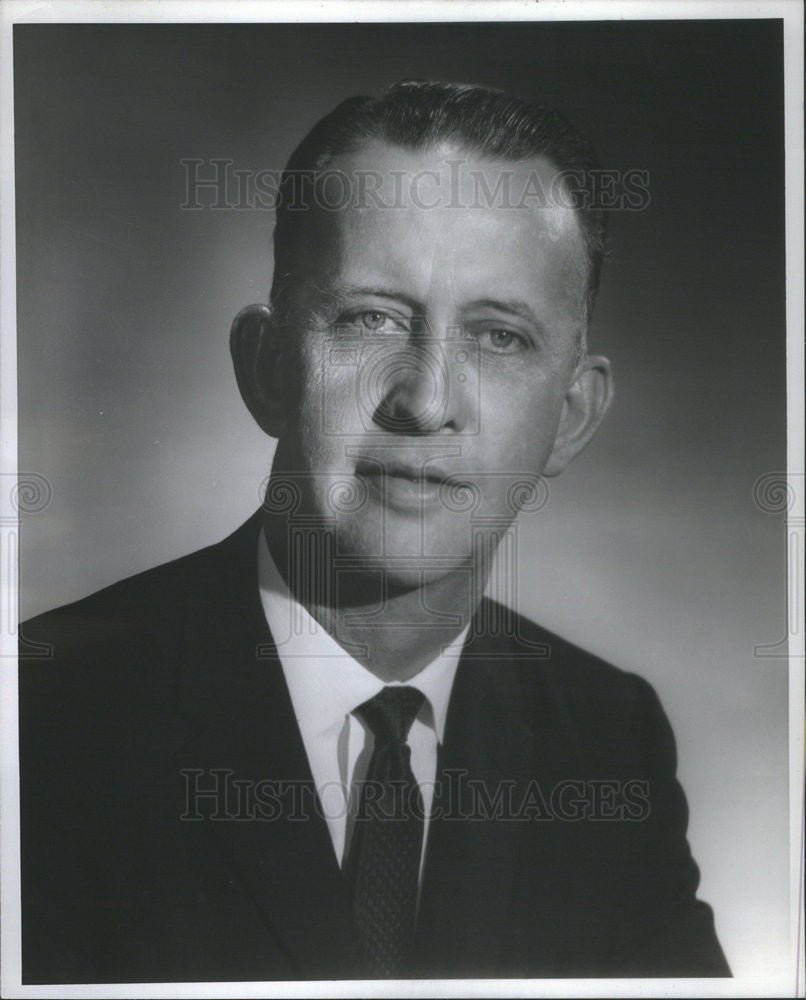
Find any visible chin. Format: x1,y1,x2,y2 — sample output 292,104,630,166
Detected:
334,512,476,587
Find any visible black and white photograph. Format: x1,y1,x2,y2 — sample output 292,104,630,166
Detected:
1,2,803,996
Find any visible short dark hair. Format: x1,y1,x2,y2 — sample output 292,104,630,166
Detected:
271,80,608,323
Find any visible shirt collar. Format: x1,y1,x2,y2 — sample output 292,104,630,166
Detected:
257,526,466,744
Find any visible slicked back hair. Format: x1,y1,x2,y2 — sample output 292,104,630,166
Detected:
271,80,608,327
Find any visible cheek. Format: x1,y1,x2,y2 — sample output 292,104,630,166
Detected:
477,368,567,469
292,341,365,466
283,342,326,459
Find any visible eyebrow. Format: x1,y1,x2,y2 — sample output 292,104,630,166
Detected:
462,298,543,329
325,284,422,312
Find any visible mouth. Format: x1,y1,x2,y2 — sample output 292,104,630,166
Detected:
354,458,463,509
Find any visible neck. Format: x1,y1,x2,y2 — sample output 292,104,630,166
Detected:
263,512,487,682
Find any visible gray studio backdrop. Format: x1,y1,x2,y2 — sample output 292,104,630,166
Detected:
15,20,788,978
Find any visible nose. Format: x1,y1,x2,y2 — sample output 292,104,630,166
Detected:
368,339,466,434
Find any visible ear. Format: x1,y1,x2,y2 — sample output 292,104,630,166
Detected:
230,303,290,439
543,355,614,477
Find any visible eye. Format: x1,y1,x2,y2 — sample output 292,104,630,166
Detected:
360,310,389,331
337,309,410,335
483,328,525,352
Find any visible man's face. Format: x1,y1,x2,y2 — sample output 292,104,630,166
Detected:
269,141,594,588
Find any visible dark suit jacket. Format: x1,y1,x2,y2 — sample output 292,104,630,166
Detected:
19,512,730,982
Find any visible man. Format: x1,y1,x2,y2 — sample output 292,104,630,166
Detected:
19,81,730,982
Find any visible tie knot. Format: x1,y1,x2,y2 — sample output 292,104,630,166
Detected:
355,686,425,745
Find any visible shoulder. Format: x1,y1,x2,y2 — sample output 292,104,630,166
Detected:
18,512,265,742
474,597,659,701
20,512,262,655
472,599,676,765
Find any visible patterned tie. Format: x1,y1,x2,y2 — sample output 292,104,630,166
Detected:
346,685,426,978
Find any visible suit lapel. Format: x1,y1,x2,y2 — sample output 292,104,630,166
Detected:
415,604,587,977
171,513,363,979
415,620,535,977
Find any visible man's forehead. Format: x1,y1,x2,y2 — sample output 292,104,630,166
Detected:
324,139,583,237
295,140,588,311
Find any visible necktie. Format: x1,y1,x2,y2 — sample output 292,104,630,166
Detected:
346,685,426,978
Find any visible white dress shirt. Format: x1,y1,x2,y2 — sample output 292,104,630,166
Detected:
257,528,467,875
